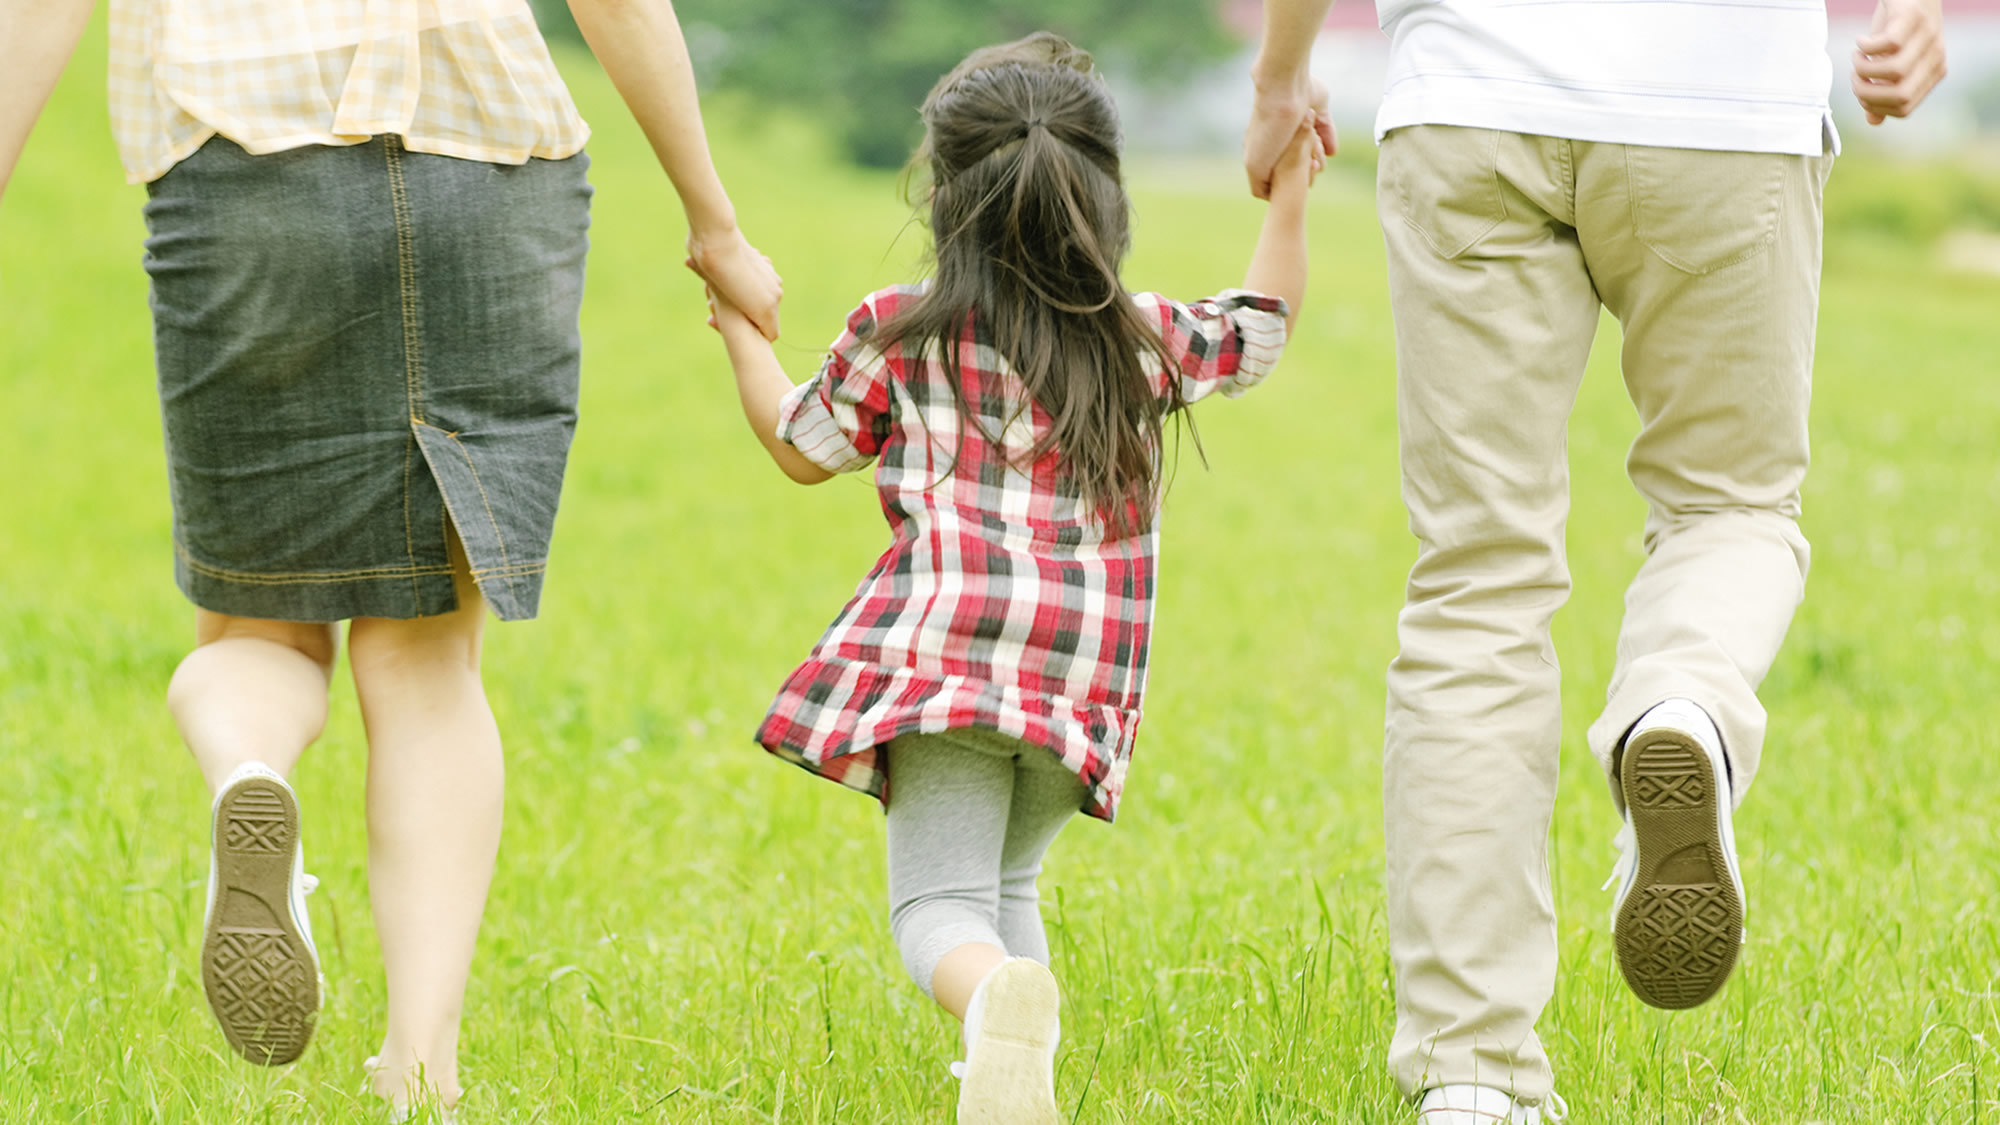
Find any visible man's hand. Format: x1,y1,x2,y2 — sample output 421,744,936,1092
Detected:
1245,75,1334,201
686,227,782,340
1853,0,1947,125
1270,117,1327,202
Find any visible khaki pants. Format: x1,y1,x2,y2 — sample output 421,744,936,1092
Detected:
1377,126,1830,1100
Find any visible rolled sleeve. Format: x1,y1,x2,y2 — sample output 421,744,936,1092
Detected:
1136,288,1290,405
777,377,875,475
775,296,896,475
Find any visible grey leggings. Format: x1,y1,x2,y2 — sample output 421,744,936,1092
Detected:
885,728,1087,999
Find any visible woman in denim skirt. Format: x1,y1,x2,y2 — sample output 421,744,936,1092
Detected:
1,0,780,1114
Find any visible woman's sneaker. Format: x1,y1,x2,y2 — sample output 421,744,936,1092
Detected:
1418,1085,1567,1123
1604,698,1744,1009
953,958,1061,1125
202,761,321,1065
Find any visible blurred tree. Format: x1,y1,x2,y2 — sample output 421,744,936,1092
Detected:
530,0,581,42
529,0,1234,168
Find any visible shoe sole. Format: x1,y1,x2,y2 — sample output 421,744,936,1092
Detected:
1615,728,1742,1010
203,776,319,1065
958,960,1060,1125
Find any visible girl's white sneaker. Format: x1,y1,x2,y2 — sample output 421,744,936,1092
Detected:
202,761,321,1065
1418,1085,1568,1123
952,958,1061,1125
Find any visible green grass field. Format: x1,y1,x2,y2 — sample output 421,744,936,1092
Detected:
4,23,1999,1125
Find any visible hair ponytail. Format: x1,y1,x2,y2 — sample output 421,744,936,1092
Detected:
875,33,1185,538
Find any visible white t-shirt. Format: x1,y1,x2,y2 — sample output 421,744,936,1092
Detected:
1374,0,1838,156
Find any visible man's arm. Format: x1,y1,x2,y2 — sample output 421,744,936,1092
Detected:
1245,0,1337,200
0,0,97,204
1852,0,1947,125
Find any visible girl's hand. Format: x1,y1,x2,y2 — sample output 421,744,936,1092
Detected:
1269,115,1326,201
696,255,771,342
686,227,783,340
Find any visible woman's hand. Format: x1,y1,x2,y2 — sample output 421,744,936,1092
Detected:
687,227,782,341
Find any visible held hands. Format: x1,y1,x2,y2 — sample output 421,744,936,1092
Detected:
1245,75,1335,200
1853,0,1946,125
686,226,783,340
1268,115,1327,201
696,254,772,342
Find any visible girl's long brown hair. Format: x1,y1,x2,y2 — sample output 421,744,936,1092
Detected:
876,33,1184,537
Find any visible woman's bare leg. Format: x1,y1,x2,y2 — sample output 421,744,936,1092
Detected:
349,541,501,1111
168,615,338,792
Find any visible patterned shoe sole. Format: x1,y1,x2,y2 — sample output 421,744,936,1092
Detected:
203,777,319,1065
958,960,1061,1125
1615,729,1742,1010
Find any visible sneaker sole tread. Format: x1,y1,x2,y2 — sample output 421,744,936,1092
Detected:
1615,730,1742,1010
203,776,319,1066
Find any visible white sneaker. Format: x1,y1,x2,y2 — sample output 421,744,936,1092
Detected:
1603,698,1744,1010
951,958,1061,1125
202,761,321,1065
1418,1085,1568,1123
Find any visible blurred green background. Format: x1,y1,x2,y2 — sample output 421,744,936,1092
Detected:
532,0,1233,166
2,7,1999,1123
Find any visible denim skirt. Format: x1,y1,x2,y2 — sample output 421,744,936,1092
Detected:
143,136,590,621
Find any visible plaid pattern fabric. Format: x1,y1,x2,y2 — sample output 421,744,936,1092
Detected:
108,0,589,184
759,285,1288,821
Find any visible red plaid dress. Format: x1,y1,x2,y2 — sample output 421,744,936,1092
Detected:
757,286,1288,821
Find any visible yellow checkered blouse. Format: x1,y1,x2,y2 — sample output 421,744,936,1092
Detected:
108,0,591,184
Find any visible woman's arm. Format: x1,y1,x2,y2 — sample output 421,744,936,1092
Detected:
567,0,782,339
704,287,833,485
0,0,97,204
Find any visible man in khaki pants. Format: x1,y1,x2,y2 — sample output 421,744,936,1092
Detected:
1245,1,1948,1121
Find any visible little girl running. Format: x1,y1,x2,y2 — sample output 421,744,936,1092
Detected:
705,32,1318,1124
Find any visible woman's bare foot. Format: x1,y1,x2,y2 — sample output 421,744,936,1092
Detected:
364,1052,463,1120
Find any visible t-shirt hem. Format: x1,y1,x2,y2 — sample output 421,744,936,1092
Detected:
1375,95,1834,157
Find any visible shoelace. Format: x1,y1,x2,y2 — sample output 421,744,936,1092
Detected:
1541,1091,1570,1122
948,1060,967,1080
301,873,320,896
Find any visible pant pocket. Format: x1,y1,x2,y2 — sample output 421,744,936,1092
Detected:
1378,125,1509,260
1623,146,1788,275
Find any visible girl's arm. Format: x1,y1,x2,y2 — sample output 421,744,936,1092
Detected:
567,0,783,339
0,0,96,204
1241,122,1321,334
704,286,833,485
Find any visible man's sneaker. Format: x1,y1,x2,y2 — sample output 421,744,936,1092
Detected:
951,958,1061,1125
202,761,321,1065
1418,1085,1568,1123
1604,698,1744,1009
